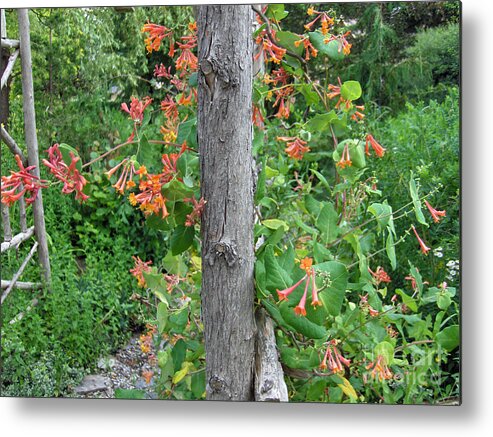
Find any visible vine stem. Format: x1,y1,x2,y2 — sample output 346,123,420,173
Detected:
394,340,434,352
81,139,137,169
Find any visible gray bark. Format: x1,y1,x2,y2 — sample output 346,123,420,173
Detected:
254,308,288,401
18,9,51,284
1,202,12,242
197,5,256,401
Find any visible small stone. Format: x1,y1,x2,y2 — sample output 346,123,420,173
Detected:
74,375,110,395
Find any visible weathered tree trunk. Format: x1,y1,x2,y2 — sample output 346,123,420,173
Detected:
197,5,256,401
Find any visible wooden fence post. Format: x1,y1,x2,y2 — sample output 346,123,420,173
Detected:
17,9,51,284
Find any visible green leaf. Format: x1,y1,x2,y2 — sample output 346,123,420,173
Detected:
316,202,340,245
308,32,345,60
170,225,194,255
436,325,459,351
374,341,395,365
437,293,452,310
306,110,337,132
254,156,266,203
114,388,146,400
266,4,289,21
333,140,366,169
409,171,428,226
188,72,198,87
299,83,319,105
264,245,293,294
162,251,188,276
172,361,193,384
275,31,304,56
340,80,362,101
261,298,293,331
176,118,197,148
309,169,331,190
171,339,187,372
191,371,205,399
315,261,348,316
368,203,392,230
161,179,194,202
386,232,397,270
157,302,168,334
262,219,289,232
395,288,418,312
169,308,189,332
279,302,327,339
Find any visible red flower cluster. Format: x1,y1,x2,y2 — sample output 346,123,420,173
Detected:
277,257,321,316
277,136,310,160
365,355,393,381
42,144,88,201
128,144,187,218
365,134,386,158
184,196,206,227
368,266,392,285
175,23,198,76
121,96,153,125
304,7,335,35
294,36,318,60
254,28,287,64
336,142,352,169
130,256,153,288
141,22,173,54
1,155,48,206
320,339,351,373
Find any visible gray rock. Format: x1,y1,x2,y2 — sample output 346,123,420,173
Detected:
74,375,110,394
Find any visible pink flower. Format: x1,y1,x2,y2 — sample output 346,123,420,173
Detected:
424,200,446,223
411,224,431,255
121,96,152,124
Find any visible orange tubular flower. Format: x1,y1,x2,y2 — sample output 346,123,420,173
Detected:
2,155,48,206
424,200,446,223
160,96,179,121
277,275,307,302
311,271,322,307
368,266,392,285
300,257,313,273
154,63,172,79
366,355,393,381
294,274,311,316
42,145,88,201
304,9,334,35
130,256,153,288
365,134,386,158
411,224,431,255
337,142,352,169
294,36,318,60
320,339,351,373
252,104,265,128
184,196,206,227
121,96,153,124
277,136,310,160
141,22,173,53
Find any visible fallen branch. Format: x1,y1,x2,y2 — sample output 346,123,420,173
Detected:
0,125,27,164
1,226,34,253
1,241,39,304
1,38,20,49
9,298,39,325
1,280,43,290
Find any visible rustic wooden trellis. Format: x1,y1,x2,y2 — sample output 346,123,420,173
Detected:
1,9,51,310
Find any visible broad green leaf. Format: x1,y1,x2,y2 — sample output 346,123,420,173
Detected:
169,308,189,332
333,140,366,169
436,325,459,351
254,156,266,203
299,83,319,105
306,110,337,132
162,251,188,276
307,379,327,400
340,80,362,101
58,143,83,172
172,361,193,384
275,31,304,56
409,171,428,226
264,245,293,294
304,195,322,217
308,32,345,60
114,388,146,399
191,371,205,399
157,302,168,334
310,169,331,190
437,293,452,310
262,219,289,232
337,376,358,401
161,179,194,202
176,118,197,148
386,232,397,270
171,339,187,372
315,261,348,316
279,302,327,339
170,225,194,255
374,341,395,365
261,298,293,331
368,203,392,230
316,202,340,245
266,3,289,21
280,346,319,370
395,289,418,312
